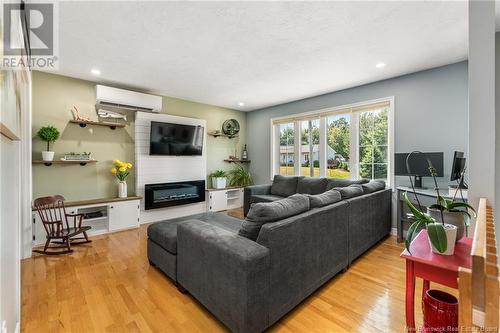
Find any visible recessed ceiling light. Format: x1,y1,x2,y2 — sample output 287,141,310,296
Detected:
375,63,386,69
238,102,245,107
91,68,101,75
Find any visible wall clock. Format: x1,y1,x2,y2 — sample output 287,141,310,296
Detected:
222,119,240,136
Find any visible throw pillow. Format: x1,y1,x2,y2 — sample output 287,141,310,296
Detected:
306,189,342,208
326,178,369,190
270,175,302,197
362,180,386,194
296,177,328,195
238,194,310,241
335,184,364,199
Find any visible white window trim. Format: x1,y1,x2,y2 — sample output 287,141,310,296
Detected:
271,96,395,188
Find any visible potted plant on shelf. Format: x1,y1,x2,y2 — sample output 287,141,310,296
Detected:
404,151,475,256
229,164,252,187
210,170,228,189
111,160,133,198
37,125,60,161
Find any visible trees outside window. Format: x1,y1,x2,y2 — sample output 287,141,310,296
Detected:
327,114,350,179
359,108,389,181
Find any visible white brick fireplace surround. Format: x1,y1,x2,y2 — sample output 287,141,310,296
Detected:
135,111,207,224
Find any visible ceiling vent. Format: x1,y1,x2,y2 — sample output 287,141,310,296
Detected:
95,85,162,113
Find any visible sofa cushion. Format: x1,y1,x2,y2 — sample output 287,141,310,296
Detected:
148,212,242,254
362,180,386,194
251,194,285,203
270,175,302,197
238,194,310,241
335,184,364,199
306,189,342,208
296,177,328,195
326,178,369,190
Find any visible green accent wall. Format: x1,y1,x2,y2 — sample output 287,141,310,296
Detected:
32,71,246,201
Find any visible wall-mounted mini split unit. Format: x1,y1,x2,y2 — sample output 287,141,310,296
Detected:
95,85,162,113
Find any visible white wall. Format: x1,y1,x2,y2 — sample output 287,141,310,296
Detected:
135,112,207,224
468,0,496,215
0,136,21,333
0,68,30,331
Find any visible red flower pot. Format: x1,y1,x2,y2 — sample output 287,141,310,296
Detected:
422,289,458,332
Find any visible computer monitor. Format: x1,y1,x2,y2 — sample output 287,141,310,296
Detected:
450,151,467,188
394,152,444,188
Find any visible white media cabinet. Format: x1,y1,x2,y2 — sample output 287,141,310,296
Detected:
206,187,244,212
32,196,141,247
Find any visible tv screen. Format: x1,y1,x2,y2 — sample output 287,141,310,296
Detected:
150,121,204,156
394,152,444,177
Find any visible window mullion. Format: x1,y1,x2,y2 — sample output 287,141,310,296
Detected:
319,117,327,177
350,111,359,180
293,121,301,176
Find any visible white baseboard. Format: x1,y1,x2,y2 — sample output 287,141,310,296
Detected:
15,322,20,333
391,227,397,236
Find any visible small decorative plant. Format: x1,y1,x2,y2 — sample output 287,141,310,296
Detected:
404,151,475,255
229,165,252,187
111,160,133,182
209,170,228,189
37,125,60,161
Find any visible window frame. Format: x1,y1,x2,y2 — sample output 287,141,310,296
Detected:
270,97,395,187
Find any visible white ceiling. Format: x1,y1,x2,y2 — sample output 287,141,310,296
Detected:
54,1,470,111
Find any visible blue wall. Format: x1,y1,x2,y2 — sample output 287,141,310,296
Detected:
246,61,468,187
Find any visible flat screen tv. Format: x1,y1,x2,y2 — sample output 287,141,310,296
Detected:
149,121,204,156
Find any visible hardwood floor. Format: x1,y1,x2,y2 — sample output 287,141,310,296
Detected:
22,209,455,332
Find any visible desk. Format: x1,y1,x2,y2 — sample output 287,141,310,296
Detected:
400,230,472,331
397,186,467,242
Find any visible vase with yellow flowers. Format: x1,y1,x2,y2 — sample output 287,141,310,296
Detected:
111,160,133,198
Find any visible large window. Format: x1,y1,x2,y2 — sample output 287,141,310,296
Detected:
272,99,393,184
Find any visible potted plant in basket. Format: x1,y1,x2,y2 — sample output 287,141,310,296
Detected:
210,170,228,189
404,152,476,256
111,160,133,198
37,125,60,161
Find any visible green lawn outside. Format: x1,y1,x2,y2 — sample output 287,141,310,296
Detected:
279,167,350,179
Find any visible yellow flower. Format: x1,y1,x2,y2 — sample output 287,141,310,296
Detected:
111,168,117,174
127,163,133,169
119,166,127,172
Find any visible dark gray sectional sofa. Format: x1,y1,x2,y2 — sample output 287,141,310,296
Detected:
147,175,392,333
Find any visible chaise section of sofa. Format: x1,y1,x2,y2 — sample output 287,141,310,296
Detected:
177,219,271,333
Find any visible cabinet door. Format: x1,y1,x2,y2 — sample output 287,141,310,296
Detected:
108,200,140,232
208,191,227,212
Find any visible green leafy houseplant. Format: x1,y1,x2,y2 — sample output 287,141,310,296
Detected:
209,170,227,178
210,170,228,189
229,165,252,187
429,196,476,221
37,125,60,151
404,192,448,253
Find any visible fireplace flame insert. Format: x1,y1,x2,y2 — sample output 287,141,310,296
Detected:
145,180,205,210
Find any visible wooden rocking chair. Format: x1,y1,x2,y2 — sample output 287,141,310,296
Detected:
33,195,92,255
